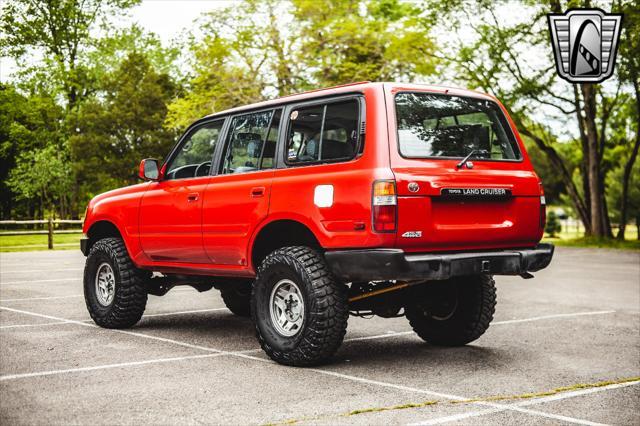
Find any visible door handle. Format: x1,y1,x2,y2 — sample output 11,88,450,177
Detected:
187,192,199,202
250,187,265,197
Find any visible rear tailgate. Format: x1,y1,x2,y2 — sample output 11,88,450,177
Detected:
394,165,542,252
387,86,543,252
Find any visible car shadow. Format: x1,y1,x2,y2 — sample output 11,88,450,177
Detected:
132,312,510,368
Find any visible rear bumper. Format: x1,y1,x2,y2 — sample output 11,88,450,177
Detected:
324,243,554,282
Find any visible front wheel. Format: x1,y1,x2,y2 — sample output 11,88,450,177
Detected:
405,275,496,346
251,246,349,366
83,237,148,328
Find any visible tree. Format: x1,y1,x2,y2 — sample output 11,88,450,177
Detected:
615,0,640,239
166,0,438,128
607,158,640,239
69,52,178,206
292,0,437,86
7,144,74,219
430,0,637,238
545,211,562,237
0,0,139,111
0,84,66,219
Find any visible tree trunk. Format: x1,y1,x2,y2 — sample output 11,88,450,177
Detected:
581,84,606,237
517,124,590,229
573,85,592,232
617,79,640,240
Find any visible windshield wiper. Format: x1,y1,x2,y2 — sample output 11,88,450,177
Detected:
456,149,489,169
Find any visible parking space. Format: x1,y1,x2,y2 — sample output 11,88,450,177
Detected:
1,247,638,425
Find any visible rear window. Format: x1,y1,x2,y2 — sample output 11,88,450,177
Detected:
395,93,521,160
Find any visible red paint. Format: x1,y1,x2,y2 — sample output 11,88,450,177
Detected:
83,82,545,277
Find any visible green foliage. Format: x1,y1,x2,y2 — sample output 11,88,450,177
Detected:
292,0,437,86
545,211,562,238
607,161,640,229
0,84,66,218
0,0,637,239
69,52,178,205
166,0,437,129
0,0,140,110
7,144,74,217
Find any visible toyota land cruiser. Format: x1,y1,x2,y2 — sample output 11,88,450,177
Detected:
81,82,553,366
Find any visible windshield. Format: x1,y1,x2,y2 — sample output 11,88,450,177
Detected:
395,92,521,160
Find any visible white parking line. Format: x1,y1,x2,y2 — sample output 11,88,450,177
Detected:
0,353,226,381
345,310,617,343
0,306,227,354
0,287,196,302
1,268,83,274
0,321,73,329
0,308,616,335
0,278,81,285
308,369,605,426
0,308,232,329
0,294,83,302
492,310,616,325
0,305,624,425
143,307,228,317
409,380,640,425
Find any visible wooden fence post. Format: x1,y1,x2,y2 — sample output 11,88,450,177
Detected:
47,217,53,250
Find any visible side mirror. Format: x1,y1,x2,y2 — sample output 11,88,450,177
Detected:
139,159,160,181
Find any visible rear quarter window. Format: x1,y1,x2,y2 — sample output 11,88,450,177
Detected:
395,92,521,161
285,98,361,165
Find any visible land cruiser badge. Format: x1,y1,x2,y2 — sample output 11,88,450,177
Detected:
548,9,622,83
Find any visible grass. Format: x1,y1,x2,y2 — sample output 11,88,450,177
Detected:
0,232,83,252
265,376,640,426
1,225,638,253
543,224,640,250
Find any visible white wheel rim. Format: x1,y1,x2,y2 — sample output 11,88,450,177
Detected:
95,262,116,307
269,279,305,337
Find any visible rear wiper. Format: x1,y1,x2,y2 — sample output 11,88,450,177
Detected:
456,149,489,169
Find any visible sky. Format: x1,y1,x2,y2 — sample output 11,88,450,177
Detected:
0,0,231,81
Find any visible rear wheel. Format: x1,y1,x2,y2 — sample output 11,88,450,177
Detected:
219,280,252,317
405,275,496,346
251,246,348,366
83,237,148,328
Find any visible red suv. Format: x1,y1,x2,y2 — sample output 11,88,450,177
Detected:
81,82,553,366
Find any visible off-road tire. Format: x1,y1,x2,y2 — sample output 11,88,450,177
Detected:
251,246,349,366
405,275,496,346
84,237,148,328
220,281,252,317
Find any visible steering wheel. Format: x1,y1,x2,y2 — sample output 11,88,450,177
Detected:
194,161,211,177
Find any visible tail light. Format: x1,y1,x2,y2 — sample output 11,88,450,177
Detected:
539,183,546,230
373,180,397,232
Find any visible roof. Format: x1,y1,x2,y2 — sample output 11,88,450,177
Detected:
202,82,495,120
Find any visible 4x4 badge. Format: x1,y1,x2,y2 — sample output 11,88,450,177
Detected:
547,8,623,83
402,231,422,238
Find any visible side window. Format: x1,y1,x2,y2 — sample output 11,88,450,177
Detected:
260,109,281,170
286,99,360,164
222,110,276,174
165,120,224,180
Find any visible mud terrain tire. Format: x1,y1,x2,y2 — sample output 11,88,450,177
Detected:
84,237,148,328
405,275,496,346
220,281,252,317
251,246,348,366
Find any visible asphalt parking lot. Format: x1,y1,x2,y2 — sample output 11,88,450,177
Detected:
0,247,638,425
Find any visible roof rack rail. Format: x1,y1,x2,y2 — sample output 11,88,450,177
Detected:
279,81,372,99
